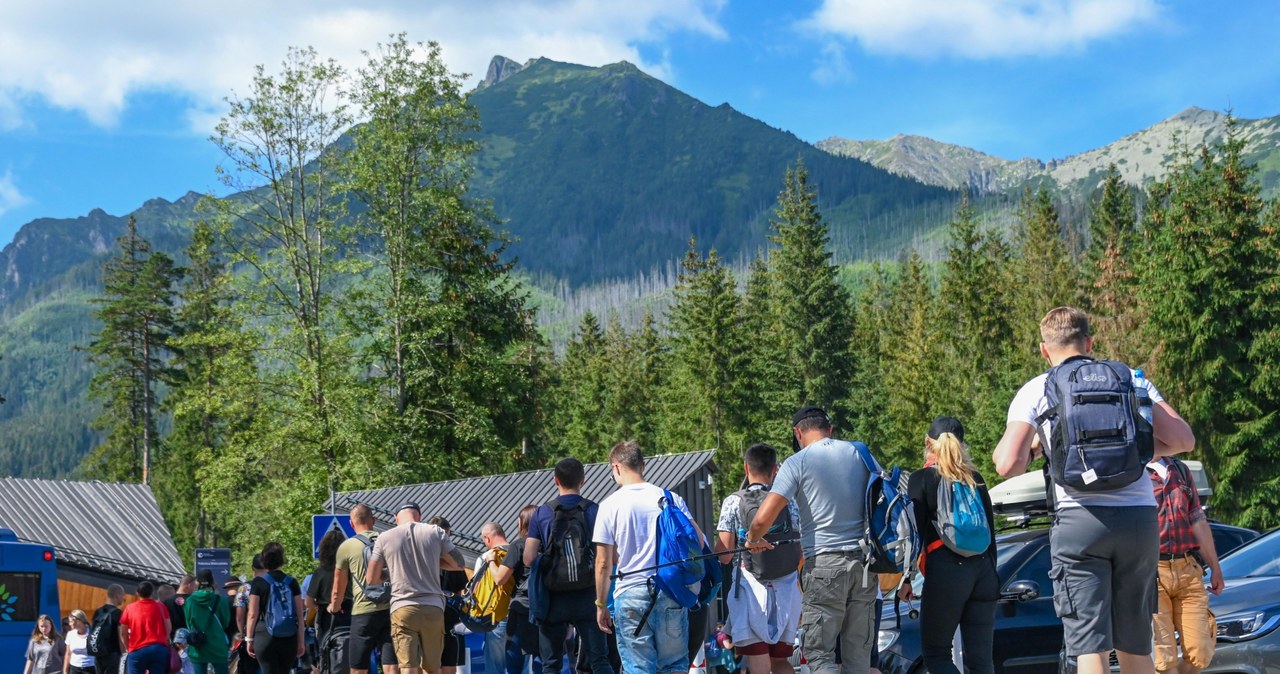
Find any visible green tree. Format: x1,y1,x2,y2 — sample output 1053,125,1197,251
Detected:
738,257,792,447
877,251,941,468
84,216,182,485
767,160,854,419
1009,185,1076,369
209,46,359,561
661,241,748,496
551,312,612,461
1141,123,1280,527
346,35,541,482
158,221,258,559
934,199,1016,467
1083,164,1147,365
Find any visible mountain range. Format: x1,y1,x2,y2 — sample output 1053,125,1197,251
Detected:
3,55,1279,480
817,106,1280,198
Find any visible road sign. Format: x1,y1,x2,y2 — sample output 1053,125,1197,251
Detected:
312,514,356,558
194,548,233,591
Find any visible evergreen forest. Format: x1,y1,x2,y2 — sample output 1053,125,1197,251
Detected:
19,38,1280,575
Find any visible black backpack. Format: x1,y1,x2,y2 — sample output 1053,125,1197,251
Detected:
735,485,800,581
1037,357,1154,492
353,533,391,604
542,501,595,592
87,605,120,656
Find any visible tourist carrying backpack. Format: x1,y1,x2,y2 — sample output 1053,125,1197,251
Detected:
245,542,305,674
993,307,1195,674
593,441,705,674
714,443,802,674
88,584,125,674
523,457,616,674
744,406,880,674
329,504,397,674
901,417,997,674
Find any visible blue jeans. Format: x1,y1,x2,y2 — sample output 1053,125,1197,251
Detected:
612,583,688,674
126,643,170,674
485,618,510,674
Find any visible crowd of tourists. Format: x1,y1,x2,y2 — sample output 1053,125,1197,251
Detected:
29,307,1222,674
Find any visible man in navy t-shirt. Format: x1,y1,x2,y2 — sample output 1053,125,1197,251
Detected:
524,458,616,674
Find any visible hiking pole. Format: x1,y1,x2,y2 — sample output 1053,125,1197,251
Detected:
611,538,803,580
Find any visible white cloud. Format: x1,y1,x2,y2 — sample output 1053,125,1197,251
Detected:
0,169,31,216
803,0,1160,58
812,41,855,85
0,0,726,132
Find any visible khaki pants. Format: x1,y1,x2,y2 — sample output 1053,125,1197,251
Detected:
391,604,446,671
1153,556,1216,671
800,551,877,674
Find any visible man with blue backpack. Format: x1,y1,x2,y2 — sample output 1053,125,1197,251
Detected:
994,307,1196,674
745,406,884,674
593,440,708,674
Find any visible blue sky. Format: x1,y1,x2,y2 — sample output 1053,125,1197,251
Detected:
2,0,1278,248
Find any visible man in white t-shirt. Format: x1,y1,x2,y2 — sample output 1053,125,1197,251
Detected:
593,440,704,674
993,307,1195,674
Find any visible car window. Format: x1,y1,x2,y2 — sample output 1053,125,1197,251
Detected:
1006,541,1053,597
1212,528,1257,557
1220,530,1280,577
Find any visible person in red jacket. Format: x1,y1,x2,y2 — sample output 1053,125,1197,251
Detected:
119,581,173,674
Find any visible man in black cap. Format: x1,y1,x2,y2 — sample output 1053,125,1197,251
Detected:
746,405,880,674
366,503,465,674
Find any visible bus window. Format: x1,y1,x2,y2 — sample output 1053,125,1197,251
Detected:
0,572,43,621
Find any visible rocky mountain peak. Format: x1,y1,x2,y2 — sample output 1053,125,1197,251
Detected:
478,55,527,90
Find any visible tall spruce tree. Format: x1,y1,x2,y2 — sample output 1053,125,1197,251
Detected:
1142,124,1280,527
1083,164,1147,365
1010,185,1077,370
935,199,1015,465
552,312,611,461
662,240,748,495
738,257,792,446
878,251,941,468
85,216,182,484
768,160,854,421
159,221,258,557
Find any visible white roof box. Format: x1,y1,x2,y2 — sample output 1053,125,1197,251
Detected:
989,460,1211,515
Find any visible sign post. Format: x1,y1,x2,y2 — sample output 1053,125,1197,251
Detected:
194,548,233,591
312,514,356,558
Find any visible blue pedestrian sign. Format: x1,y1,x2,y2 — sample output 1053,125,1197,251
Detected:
313,514,356,558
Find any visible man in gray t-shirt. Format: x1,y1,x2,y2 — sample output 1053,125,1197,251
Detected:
746,406,877,674
367,503,465,674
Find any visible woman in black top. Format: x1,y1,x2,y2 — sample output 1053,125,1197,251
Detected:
903,416,999,674
307,530,352,660
246,542,305,674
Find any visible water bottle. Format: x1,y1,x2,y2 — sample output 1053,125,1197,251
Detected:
1134,369,1154,426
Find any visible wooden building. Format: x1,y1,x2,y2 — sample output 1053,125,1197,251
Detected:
0,477,185,617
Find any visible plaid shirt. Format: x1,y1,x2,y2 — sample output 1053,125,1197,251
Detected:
1149,458,1205,556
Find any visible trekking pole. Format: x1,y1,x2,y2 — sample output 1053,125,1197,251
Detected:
611,539,803,580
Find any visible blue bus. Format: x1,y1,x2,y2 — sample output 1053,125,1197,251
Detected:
0,528,61,666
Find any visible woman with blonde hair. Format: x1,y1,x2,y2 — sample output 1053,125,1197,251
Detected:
24,613,65,674
63,609,95,674
902,416,998,674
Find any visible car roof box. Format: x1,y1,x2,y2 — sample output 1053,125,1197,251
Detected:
990,460,1212,516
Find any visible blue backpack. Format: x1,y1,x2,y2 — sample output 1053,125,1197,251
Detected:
854,443,919,579
654,489,705,609
262,573,298,637
934,478,991,557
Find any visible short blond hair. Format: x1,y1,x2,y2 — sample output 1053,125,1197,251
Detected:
1040,307,1091,349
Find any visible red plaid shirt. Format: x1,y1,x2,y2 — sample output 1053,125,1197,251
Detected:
1149,458,1205,556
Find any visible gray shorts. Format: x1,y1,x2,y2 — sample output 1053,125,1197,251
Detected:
1050,505,1158,657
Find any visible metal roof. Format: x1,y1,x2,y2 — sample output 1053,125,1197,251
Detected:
0,477,185,583
334,450,717,558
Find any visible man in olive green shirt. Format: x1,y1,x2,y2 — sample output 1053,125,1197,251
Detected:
332,504,399,674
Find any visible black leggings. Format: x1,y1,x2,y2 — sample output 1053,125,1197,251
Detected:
920,548,1000,674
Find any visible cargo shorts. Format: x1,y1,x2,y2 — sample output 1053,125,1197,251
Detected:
1050,505,1159,658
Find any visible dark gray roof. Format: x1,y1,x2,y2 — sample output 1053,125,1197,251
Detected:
334,450,717,558
0,477,185,582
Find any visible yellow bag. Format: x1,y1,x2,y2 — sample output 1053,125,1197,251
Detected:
454,547,515,632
